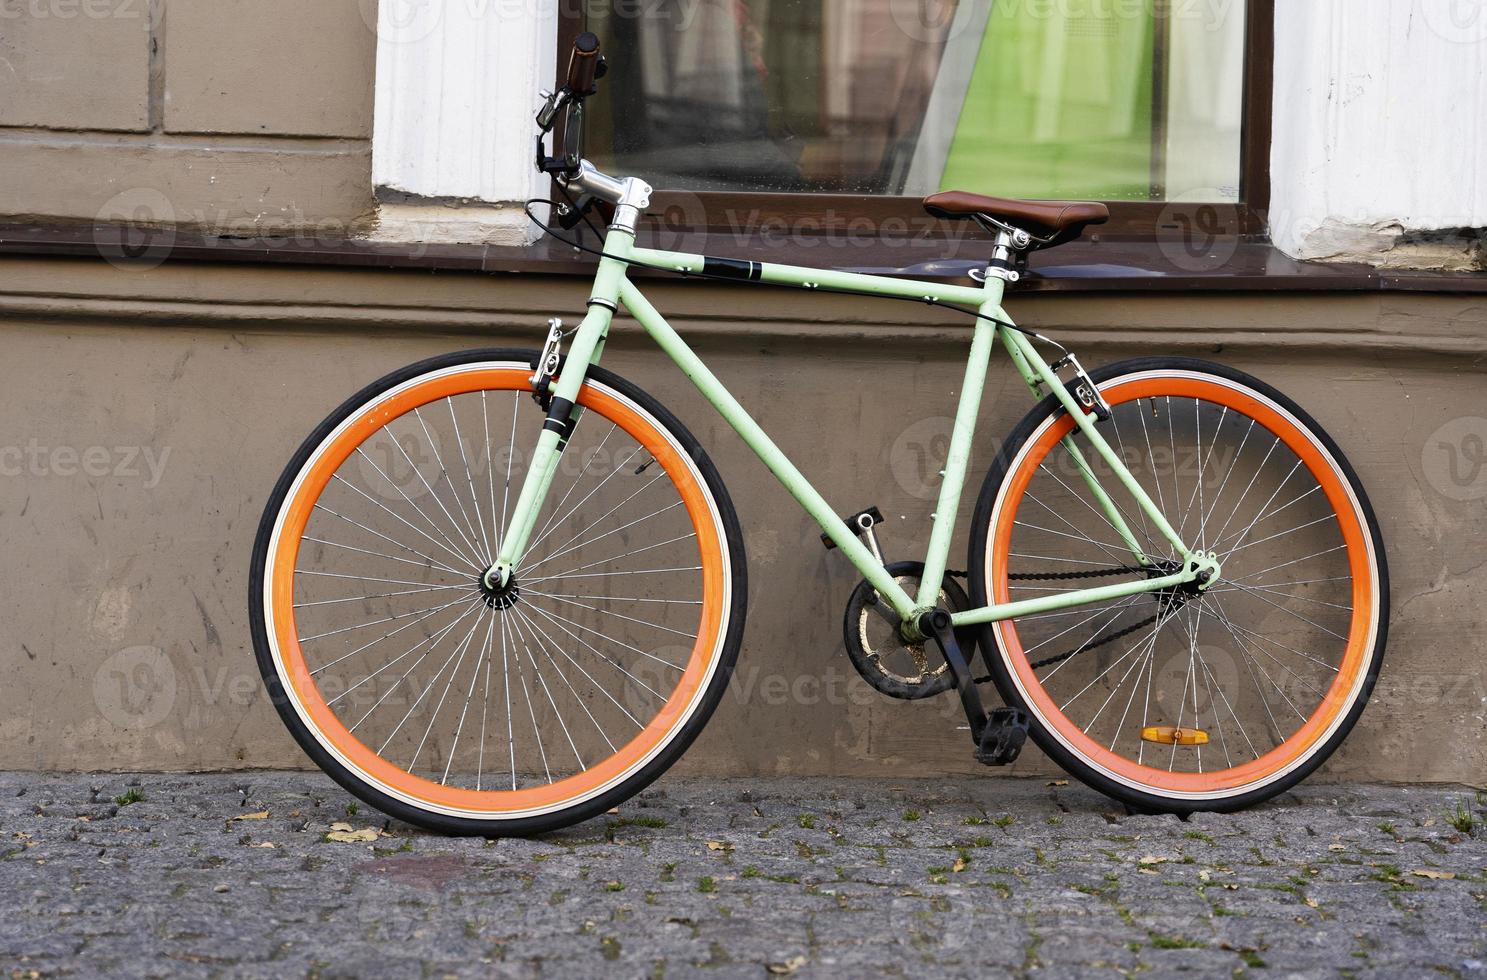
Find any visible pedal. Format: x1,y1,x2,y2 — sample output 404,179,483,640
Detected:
975,707,1030,766
821,506,885,556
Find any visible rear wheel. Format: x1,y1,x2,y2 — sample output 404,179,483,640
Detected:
968,358,1388,813
250,349,747,835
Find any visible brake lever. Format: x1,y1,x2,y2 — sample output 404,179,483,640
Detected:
535,88,570,133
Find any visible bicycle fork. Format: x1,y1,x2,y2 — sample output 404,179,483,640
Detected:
482,249,627,592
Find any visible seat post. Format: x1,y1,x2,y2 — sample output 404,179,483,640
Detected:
984,227,1030,284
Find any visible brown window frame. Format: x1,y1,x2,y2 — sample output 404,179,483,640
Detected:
557,1,1273,246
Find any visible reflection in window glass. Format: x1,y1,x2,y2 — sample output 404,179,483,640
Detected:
584,0,1245,202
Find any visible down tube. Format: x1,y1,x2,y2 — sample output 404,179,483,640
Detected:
616,279,918,618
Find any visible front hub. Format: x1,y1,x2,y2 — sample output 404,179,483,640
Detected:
478,569,521,610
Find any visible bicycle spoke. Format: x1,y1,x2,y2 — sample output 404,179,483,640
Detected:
410,407,487,565
447,396,494,563
987,378,1373,793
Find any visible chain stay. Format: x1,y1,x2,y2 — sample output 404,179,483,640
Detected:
946,563,1161,679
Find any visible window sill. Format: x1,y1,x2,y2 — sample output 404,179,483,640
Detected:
0,222,1483,295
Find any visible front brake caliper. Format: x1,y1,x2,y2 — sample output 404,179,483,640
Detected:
530,318,564,412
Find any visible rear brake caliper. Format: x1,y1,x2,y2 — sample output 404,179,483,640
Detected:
1050,353,1112,422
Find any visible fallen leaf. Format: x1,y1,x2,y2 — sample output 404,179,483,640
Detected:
251,842,277,849
766,956,807,976
1198,869,1212,882
606,808,620,815
1138,855,1168,866
326,828,380,843
230,811,270,822
1046,779,1069,787
1410,869,1456,880
329,822,354,832
952,856,967,873
1304,897,1319,908
1328,843,1345,851
706,840,733,852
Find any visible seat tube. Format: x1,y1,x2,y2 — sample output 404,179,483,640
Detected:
916,278,1005,609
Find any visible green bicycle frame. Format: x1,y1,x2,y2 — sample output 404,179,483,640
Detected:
492,222,1208,630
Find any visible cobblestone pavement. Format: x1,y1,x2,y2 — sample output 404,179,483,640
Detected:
0,773,1483,979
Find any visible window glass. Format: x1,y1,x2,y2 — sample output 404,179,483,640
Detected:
583,0,1245,202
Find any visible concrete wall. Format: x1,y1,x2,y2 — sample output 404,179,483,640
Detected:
0,0,376,232
0,254,1483,786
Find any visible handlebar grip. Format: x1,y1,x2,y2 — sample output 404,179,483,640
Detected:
565,32,602,95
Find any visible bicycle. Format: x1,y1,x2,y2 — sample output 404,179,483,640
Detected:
250,34,1389,835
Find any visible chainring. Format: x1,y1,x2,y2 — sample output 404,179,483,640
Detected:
842,560,974,700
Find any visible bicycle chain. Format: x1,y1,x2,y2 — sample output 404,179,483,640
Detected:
945,565,1159,677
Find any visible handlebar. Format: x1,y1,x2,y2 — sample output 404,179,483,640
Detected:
565,32,602,96
536,32,607,178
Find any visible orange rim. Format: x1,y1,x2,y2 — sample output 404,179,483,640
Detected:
267,366,727,817
990,373,1376,797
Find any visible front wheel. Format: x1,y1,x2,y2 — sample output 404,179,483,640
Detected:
250,349,747,835
968,358,1388,813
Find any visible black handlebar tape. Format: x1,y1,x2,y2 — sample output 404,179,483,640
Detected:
566,32,601,95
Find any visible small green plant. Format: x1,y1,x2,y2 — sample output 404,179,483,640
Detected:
1149,934,1205,950
608,815,669,830
902,810,921,822
604,881,625,893
346,802,359,817
697,876,716,894
1447,799,1477,836
114,788,145,807
797,814,816,829
992,814,1014,829
962,815,989,826
1375,821,1396,835
1238,949,1267,968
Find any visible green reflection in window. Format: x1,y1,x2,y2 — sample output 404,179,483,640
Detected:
941,4,1157,200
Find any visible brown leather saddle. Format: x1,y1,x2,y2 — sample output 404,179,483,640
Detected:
922,190,1109,248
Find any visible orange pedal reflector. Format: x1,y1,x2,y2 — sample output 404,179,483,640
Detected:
1141,726,1209,746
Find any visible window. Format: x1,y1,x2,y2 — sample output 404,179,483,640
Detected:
563,0,1271,239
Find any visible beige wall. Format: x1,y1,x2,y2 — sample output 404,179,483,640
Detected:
0,0,375,231
0,253,1483,786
